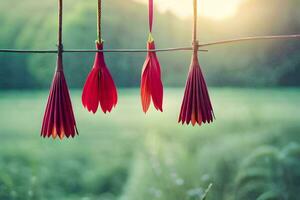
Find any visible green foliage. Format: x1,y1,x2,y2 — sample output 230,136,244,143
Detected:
0,0,300,89
0,153,39,200
0,89,299,199
235,143,300,200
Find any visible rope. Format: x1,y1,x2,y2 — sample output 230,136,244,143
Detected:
1,34,300,54
198,34,300,47
193,0,198,43
58,0,63,49
0,47,208,54
57,0,63,71
97,0,102,41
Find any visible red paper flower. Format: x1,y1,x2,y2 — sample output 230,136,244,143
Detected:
141,35,163,113
41,57,78,139
82,41,118,113
178,49,214,126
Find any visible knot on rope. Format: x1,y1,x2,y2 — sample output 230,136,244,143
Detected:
56,44,64,72
192,40,199,52
57,44,64,54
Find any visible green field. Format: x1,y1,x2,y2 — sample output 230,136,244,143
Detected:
0,88,299,200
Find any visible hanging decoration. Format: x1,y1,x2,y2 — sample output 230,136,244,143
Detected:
178,0,214,126
41,0,78,139
1,0,300,130
82,0,118,114
140,0,164,113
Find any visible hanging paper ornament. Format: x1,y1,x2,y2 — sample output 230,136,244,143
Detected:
41,0,78,139
178,0,214,126
82,0,118,114
141,0,163,113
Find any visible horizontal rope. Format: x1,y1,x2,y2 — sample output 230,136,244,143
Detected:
0,34,300,54
199,34,300,47
0,47,208,54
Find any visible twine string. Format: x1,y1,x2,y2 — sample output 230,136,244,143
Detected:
193,0,198,44
97,0,102,42
2,34,300,54
57,0,63,71
58,0,63,48
193,0,199,52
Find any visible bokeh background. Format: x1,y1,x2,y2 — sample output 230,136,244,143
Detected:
0,0,300,199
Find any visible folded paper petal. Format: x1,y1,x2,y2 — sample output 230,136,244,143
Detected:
41,67,78,139
178,51,214,126
82,42,118,114
141,40,163,113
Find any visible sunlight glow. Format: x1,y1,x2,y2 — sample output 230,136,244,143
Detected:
133,0,245,20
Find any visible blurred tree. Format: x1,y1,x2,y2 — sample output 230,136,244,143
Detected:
0,0,299,89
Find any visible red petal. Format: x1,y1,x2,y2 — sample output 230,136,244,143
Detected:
140,41,163,113
82,42,118,114
99,63,118,113
41,70,78,139
178,51,214,126
141,57,151,113
82,67,100,113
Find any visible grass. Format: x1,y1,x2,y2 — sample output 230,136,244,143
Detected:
0,88,299,200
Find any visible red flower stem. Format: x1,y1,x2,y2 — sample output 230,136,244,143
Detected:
97,0,102,42
57,0,63,72
149,0,153,33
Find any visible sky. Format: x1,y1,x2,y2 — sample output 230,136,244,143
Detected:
133,0,245,20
